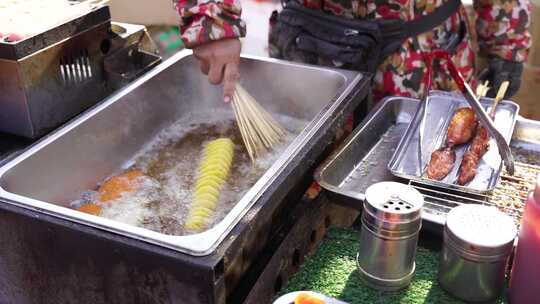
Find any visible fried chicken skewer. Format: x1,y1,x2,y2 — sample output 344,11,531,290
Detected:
426,146,457,180
426,107,478,180
425,81,492,181
446,107,479,146
456,81,509,185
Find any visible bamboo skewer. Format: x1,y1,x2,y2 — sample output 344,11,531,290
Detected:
476,80,508,118
490,81,509,117
476,81,490,98
231,84,287,162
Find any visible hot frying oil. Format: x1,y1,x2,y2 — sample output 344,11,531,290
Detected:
72,113,306,235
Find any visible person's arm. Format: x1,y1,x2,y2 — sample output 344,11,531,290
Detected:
175,0,246,102
474,0,532,97
175,0,246,48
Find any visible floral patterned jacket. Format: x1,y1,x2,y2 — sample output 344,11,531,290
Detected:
174,0,531,100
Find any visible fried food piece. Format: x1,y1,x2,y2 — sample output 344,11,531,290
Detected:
426,147,456,180
469,126,490,156
98,169,144,202
78,203,102,216
294,293,325,304
425,108,477,181
457,126,490,185
446,108,478,147
457,152,480,186
185,138,235,232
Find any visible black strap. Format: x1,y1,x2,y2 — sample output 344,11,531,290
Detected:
377,0,462,57
404,0,462,38
277,0,462,71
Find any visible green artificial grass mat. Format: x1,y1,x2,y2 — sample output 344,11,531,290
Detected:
281,228,507,304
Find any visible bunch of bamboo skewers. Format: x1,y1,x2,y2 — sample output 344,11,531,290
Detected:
231,84,287,162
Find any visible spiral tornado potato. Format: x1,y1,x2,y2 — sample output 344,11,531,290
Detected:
185,138,235,231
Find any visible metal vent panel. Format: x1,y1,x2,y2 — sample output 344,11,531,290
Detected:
59,49,93,85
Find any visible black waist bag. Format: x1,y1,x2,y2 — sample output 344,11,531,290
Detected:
271,0,461,72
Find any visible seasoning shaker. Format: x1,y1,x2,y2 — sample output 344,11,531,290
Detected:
439,204,517,303
357,182,424,291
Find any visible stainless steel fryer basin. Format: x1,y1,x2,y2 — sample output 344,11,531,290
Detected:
0,50,365,256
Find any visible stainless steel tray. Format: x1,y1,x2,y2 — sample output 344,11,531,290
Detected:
315,96,416,206
0,50,366,256
315,97,538,228
388,91,519,194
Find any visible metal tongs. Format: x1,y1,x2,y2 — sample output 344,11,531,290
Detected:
416,53,435,175
417,50,515,175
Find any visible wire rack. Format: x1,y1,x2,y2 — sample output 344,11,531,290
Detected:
410,161,540,229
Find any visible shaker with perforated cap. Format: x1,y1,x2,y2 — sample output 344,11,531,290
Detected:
439,204,517,303
357,182,424,291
